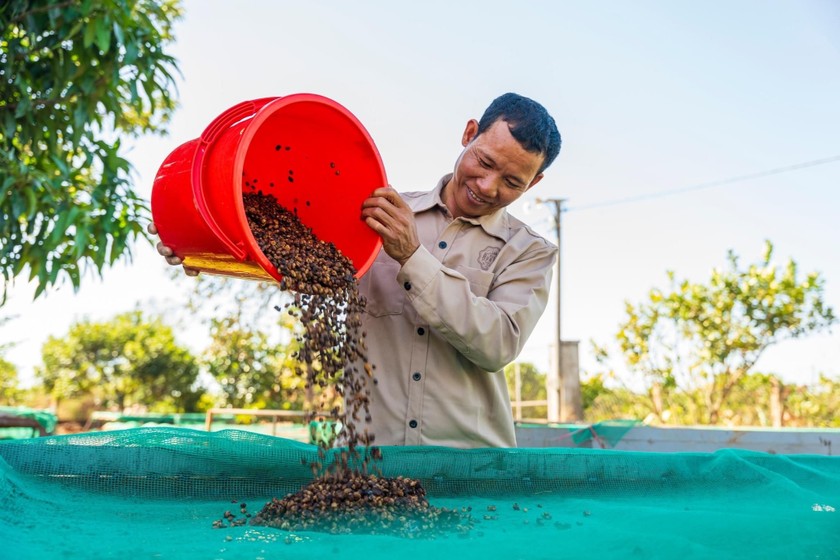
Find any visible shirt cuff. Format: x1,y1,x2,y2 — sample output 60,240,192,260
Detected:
397,245,441,301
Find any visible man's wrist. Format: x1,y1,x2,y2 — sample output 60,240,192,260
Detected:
397,244,420,266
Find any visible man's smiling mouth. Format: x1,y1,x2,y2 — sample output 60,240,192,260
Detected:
467,188,487,204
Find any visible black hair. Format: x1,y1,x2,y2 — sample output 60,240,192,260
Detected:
475,93,561,175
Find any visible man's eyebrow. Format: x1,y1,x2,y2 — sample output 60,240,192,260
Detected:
476,146,526,186
476,148,503,172
476,146,495,164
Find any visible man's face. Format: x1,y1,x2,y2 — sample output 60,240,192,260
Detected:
444,119,545,219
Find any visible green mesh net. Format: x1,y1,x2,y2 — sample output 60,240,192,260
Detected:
1,427,838,559
516,419,642,448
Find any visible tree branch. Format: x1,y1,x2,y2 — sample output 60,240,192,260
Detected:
8,0,78,25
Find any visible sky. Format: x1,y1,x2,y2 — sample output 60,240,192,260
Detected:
2,0,839,390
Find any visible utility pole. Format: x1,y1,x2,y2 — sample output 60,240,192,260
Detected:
537,197,582,422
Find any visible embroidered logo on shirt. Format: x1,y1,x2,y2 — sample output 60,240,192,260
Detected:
477,247,500,271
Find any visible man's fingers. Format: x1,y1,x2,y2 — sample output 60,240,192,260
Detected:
150,223,197,276
361,195,395,211
364,216,386,235
156,241,173,257
365,186,404,208
158,241,183,265
362,204,402,234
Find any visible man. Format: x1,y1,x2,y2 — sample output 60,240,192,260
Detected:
357,93,560,448
153,92,561,448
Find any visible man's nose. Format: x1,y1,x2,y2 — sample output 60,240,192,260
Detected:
475,173,499,198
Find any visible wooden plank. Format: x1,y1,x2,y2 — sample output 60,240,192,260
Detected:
515,424,840,455
0,414,47,436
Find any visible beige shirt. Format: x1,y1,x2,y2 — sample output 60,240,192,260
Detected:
358,175,557,448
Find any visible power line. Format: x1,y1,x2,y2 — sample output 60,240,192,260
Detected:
565,154,840,213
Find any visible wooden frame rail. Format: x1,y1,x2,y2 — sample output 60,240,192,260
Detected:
204,408,309,436
511,399,548,421
0,414,48,437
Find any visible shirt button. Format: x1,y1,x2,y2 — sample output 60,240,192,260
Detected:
408,419,418,428
417,327,425,336
412,372,421,381
403,281,411,290
438,241,447,249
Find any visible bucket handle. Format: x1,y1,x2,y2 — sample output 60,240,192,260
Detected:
200,98,278,144
190,98,278,261
201,101,254,144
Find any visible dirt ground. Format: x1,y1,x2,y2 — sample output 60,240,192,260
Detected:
55,421,87,435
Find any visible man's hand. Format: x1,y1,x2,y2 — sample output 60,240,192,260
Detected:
361,187,420,265
147,223,199,277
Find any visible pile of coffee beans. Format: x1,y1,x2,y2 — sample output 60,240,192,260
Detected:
249,473,472,538
233,190,470,538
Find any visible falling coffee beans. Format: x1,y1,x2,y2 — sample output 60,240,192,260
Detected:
243,190,372,468
235,191,469,537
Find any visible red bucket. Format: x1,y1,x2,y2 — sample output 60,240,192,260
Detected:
151,94,386,284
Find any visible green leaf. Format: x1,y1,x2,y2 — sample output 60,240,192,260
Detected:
28,255,41,282
124,41,139,64
66,264,81,289
33,281,47,300
14,97,31,120
96,20,111,54
48,259,60,285
37,257,48,287
80,74,96,95
95,237,108,268
24,188,38,219
0,176,14,206
65,21,85,40
48,206,76,246
83,20,96,48
50,154,70,176
113,22,124,46
73,226,88,260
3,113,17,138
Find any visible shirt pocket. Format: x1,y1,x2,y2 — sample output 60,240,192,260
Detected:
361,260,406,317
453,265,494,298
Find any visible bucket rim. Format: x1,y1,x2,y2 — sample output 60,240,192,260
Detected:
233,93,386,281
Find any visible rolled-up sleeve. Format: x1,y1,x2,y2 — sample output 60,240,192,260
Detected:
398,232,556,372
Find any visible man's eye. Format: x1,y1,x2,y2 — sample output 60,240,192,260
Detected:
478,158,491,169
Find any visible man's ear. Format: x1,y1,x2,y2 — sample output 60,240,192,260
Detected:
526,173,544,191
461,119,479,147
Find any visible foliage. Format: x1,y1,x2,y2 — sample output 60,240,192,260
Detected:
581,370,840,428
579,373,609,412
0,314,20,403
0,317,19,405
606,241,835,424
0,356,19,404
783,374,840,428
0,0,183,303
580,375,651,423
38,310,201,412
504,361,547,419
203,311,308,411
183,273,291,324
184,274,338,413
